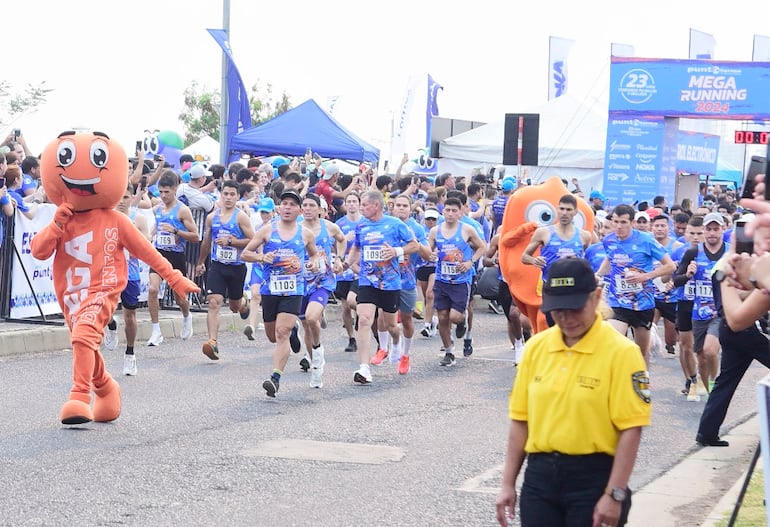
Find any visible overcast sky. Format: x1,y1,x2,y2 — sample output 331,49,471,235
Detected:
6,0,770,159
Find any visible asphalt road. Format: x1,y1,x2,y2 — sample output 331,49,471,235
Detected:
0,306,766,527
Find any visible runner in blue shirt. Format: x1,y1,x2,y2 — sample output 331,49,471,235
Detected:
596,204,676,367
342,190,418,384
334,193,364,353
242,190,319,398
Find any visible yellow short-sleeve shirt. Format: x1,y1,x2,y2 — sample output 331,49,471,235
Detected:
508,313,651,456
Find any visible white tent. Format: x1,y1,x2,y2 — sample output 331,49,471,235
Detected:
437,95,607,190
182,135,220,163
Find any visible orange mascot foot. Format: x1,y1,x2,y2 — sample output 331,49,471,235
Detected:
60,399,94,425
93,377,122,423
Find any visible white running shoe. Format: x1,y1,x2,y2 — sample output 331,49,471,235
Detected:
147,330,164,346
103,324,118,351
123,354,137,376
181,316,193,340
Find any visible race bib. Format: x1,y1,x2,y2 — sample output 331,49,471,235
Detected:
441,261,459,276
684,282,696,299
216,245,237,263
363,245,384,262
615,275,643,294
157,232,175,248
695,280,713,299
269,274,298,295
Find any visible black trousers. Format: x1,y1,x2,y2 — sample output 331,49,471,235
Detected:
697,319,770,440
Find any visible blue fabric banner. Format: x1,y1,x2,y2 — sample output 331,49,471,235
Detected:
208,29,252,161
675,131,720,176
608,58,770,119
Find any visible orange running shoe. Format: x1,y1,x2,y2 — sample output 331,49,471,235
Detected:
397,355,410,375
370,348,388,365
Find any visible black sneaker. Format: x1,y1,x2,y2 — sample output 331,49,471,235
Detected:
696,434,729,447
344,337,357,353
681,378,692,395
439,352,456,367
420,326,431,338
463,338,473,357
263,378,279,398
666,344,676,355
299,355,311,372
455,321,466,339
290,324,301,354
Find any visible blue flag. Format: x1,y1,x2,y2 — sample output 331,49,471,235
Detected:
207,29,252,162
426,74,443,148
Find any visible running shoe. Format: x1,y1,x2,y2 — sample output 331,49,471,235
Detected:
344,337,357,353
463,338,473,357
290,323,301,354
681,378,692,395
397,355,410,375
181,316,193,340
123,354,137,376
147,330,164,347
202,339,219,361
370,348,388,365
299,353,311,372
243,324,255,341
103,322,118,351
455,321,467,339
420,325,432,338
439,352,456,367
354,366,373,384
239,302,250,320
263,377,279,398
488,300,504,315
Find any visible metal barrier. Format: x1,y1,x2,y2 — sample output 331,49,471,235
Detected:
161,207,209,312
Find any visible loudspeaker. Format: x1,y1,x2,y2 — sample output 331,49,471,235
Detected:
502,113,540,166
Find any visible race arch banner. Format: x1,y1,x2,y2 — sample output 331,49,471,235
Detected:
609,58,770,119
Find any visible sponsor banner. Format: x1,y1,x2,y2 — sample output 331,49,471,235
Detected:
602,116,665,206
10,205,61,319
609,58,770,119
675,131,720,176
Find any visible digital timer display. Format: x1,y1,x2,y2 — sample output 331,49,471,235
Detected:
734,130,769,144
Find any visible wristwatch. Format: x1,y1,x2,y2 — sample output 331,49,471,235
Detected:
606,486,628,502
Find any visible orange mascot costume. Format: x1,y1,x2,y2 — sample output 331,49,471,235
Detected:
31,131,200,425
498,177,594,334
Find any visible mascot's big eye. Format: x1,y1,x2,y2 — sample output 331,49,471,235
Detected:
573,211,587,230
57,140,77,167
143,134,159,154
90,140,109,168
418,154,435,170
525,200,557,226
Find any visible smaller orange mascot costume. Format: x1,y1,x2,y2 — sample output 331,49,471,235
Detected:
31,131,200,425
498,177,594,334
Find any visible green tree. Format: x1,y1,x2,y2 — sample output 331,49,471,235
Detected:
178,79,291,147
0,81,52,128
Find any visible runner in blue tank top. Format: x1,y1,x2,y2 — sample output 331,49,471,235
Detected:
650,214,683,358
522,194,591,327
596,204,676,367
671,212,726,395
334,193,364,353
342,190,418,385
297,193,346,389
195,181,256,361
104,185,152,376
428,197,486,367
146,173,200,347
242,190,319,398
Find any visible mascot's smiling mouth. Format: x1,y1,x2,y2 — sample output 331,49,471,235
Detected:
60,174,100,196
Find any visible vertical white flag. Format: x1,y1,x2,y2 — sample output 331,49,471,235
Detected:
753,34,770,61
611,43,635,58
689,28,716,59
548,36,574,100
390,74,420,165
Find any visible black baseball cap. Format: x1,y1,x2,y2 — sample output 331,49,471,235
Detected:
541,258,598,313
279,189,302,205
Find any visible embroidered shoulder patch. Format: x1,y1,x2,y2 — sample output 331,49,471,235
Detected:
632,371,651,403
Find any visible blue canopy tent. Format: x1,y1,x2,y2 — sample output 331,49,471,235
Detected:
229,99,380,162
